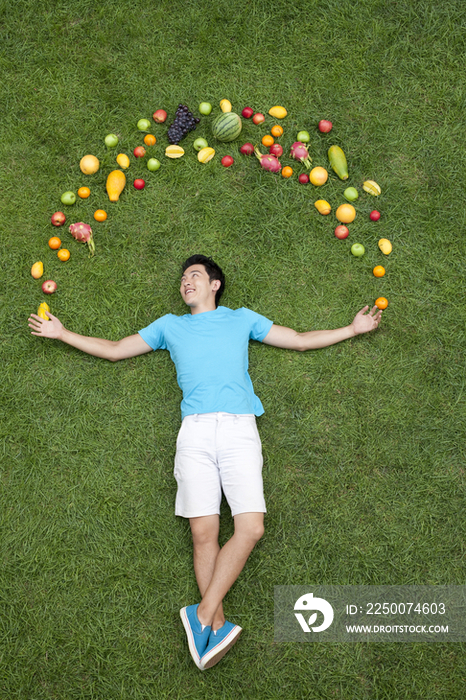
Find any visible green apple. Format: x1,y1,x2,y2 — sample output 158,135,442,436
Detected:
344,187,359,202
199,102,212,116
61,191,76,205
105,133,119,148
351,243,365,257
297,130,310,143
137,118,151,131
147,158,161,172
193,137,209,151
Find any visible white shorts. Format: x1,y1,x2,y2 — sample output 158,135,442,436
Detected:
174,412,266,518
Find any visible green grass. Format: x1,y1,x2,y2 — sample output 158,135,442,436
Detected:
1,0,466,697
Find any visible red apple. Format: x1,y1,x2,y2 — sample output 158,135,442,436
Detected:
369,210,381,221
153,109,167,123
133,178,145,190
42,280,57,294
252,113,265,125
240,143,254,155
298,173,309,184
221,155,234,167
334,225,349,239
318,120,333,133
242,107,254,119
51,211,66,227
269,144,283,158
133,146,146,158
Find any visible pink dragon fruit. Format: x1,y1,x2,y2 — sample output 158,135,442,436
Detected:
290,141,312,169
254,146,282,173
69,222,95,257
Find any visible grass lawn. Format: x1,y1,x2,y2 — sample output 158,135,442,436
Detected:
1,0,465,697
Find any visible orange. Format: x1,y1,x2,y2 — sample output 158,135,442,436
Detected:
94,209,108,222
375,297,388,309
48,236,61,250
373,265,386,278
79,155,100,175
77,186,91,199
57,249,70,261
335,203,356,223
144,134,156,146
271,125,283,137
261,134,274,147
309,167,328,186
281,166,293,178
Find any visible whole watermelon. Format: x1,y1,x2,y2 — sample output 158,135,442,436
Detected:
212,112,242,142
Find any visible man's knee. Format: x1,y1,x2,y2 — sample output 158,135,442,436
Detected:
234,512,264,544
190,515,220,548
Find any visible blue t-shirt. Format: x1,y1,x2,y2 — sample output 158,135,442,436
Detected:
138,306,273,419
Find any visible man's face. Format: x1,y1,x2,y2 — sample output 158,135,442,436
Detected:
180,264,220,310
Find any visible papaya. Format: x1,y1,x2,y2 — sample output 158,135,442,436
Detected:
328,145,348,181
106,170,126,202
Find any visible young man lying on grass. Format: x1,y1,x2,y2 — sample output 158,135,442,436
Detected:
28,253,382,670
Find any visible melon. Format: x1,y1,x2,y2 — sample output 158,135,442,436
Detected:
212,112,242,142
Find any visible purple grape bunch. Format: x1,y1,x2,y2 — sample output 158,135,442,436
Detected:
167,104,200,144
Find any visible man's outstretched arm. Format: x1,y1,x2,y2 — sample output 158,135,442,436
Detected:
28,310,152,361
262,305,382,351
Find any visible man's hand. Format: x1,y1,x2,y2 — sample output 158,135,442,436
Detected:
28,310,64,340
263,304,383,351
28,310,152,361
351,305,382,335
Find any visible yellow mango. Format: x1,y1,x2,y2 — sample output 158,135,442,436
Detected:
220,99,232,113
314,200,331,215
37,302,50,320
378,238,392,255
31,261,44,279
116,153,130,169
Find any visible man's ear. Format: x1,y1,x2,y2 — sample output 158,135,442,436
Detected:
211,280,221,292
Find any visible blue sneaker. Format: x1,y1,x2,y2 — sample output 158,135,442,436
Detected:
180,604,211,670
200,620,242,669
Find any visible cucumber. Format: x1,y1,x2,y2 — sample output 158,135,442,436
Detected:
328,145,348,181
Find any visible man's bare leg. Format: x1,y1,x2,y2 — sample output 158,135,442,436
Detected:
194,512,264,627
190,515,225,631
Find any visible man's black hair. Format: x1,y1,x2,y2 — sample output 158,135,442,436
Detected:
181,254,225,307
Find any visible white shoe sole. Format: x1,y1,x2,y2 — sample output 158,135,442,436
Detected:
180,607,204,670
201,625,242,670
